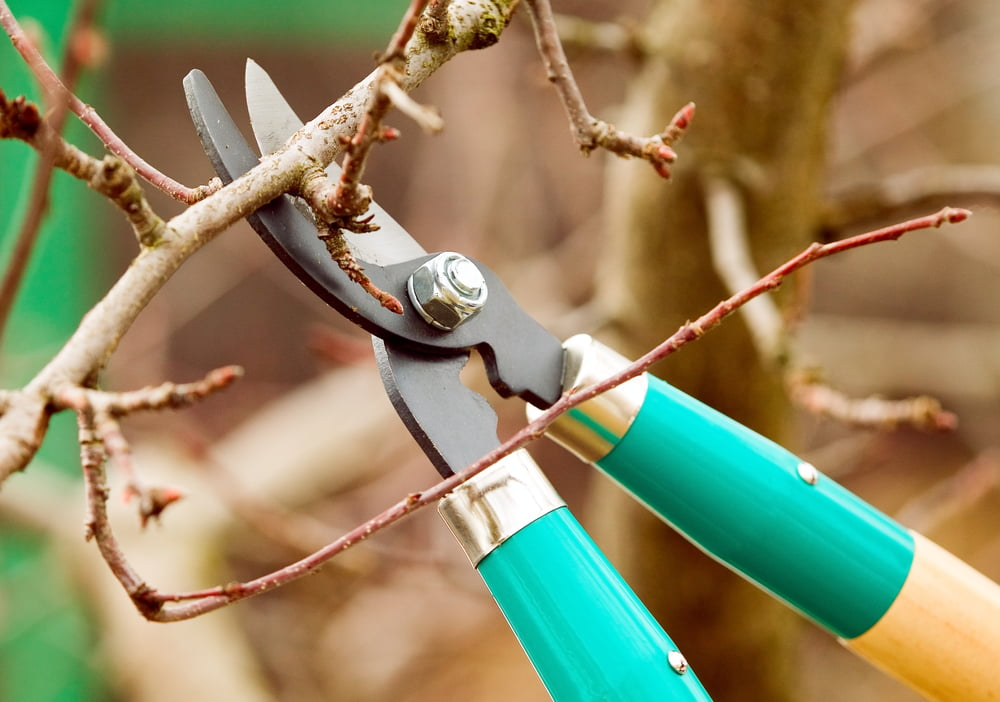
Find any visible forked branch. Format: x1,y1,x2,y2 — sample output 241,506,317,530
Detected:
0,0,215,203
0,0,522,485
703,174,959,431
524,0,694,177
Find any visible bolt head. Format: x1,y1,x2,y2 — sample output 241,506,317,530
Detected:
407,252,488,330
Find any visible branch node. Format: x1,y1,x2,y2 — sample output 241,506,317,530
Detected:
0,89,42,139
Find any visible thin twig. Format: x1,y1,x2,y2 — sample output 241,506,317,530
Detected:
1,93,166,246
382,79,444,133
293,0,436,313
55,366,240,526
0,0,103,346
124,207,968,621
0,0,209,203
527,208,970,438
703,176,959,431
54,365,243,416
0,117,61,347
702,175,785,363
77,410,162,618
323,0,432,214
524,0,693,177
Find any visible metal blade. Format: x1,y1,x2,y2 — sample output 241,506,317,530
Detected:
246,58,305,156
245,59,425,266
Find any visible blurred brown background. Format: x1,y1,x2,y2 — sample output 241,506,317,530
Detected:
2,0,999,700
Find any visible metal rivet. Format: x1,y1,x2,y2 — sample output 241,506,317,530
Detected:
797,461,819,485
667,650,688,675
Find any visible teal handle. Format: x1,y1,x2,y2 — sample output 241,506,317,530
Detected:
595,375,914,639
477,507,712,701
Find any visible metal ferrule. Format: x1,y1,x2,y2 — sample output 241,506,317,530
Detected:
438,450,564,566
527,334,648,463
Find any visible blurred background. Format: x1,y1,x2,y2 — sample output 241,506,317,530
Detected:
1,0,998,700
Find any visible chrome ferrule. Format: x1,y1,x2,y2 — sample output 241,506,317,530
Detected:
527,334,648,463
438,450,564,566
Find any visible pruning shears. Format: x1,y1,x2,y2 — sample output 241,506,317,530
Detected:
184,62,1000,701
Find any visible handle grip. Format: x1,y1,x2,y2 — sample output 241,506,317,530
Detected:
439,451,712,702
536,335,1000,701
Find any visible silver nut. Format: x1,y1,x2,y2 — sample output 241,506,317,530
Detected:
407,252,488,330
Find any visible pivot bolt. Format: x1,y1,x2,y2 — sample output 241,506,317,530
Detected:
407,252,488,330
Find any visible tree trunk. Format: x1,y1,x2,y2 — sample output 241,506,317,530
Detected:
590,1,855,699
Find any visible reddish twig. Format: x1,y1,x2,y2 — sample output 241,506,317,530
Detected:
114,207,969,621
77,409,163,618
702,176,958,432
0,0,214,203
56,366,241,528
0,109,60,346
55,365,243,416
0,0,104,346
1,92,166,247
384,0,433,61
317,221,404,314
295,0,435,314
524,0,694,178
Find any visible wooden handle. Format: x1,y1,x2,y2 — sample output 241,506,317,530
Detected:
843,532,1000,701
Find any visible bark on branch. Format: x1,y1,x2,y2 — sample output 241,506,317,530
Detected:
0,0,520,484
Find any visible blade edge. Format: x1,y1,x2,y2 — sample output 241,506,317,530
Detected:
244,59,426,266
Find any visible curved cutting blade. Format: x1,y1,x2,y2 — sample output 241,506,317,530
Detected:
244,59,425,267
185,66,565,409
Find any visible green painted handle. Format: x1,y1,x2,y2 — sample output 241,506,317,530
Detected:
477,507,712,701
597,375,914,639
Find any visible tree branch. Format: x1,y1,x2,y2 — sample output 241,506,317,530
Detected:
703,175,786,363
57,366,241,528
0,0,215,203
0,0,522,484
523,0,694,178
553,13,643,56
0,91,165,245
0,0,104,343
0,0,977,638
703,174,961,432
